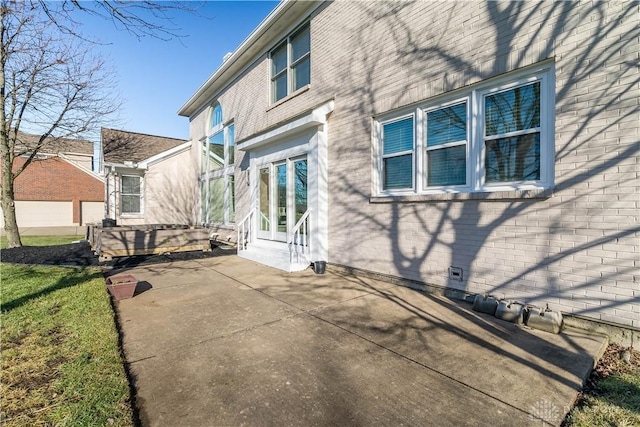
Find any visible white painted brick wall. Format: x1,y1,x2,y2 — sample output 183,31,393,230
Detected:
186,1,639,327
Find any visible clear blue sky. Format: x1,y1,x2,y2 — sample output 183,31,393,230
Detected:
82,1,278,140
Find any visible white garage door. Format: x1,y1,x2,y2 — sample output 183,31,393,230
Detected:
81,201,104,225
1,201,74,227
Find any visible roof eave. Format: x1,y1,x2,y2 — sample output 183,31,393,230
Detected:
177,0,319,118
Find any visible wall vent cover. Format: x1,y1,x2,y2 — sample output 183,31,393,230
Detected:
449,267,463,281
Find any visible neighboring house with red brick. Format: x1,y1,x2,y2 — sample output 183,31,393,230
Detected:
102,128,197,226
1,133,104,233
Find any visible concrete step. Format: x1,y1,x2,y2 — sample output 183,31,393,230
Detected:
238,239,310,272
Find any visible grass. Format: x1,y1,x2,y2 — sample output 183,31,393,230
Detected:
1,234,85,249
563,346,640,426
0,263,134,426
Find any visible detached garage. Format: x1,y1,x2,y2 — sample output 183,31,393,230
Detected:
2,151,104,234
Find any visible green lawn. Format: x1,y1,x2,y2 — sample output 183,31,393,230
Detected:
563,353,640,427
1,235,85,249
0,263,134,426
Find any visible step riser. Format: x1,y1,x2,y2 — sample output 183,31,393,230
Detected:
238,242,310,272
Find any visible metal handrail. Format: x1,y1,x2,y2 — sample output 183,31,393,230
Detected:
289,209,311,263
236,207,256,251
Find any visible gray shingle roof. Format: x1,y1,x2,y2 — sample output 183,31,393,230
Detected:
102,128,187,164
16,131,94,156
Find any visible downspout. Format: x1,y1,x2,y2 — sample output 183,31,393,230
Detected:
104,166,111,219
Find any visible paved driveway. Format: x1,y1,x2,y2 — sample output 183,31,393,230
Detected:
111,255,606,427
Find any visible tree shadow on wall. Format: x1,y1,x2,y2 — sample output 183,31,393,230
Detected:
327,1,639,330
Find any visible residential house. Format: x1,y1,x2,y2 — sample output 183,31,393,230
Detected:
1,132,104,233
178,2,639,330
101,128,197,225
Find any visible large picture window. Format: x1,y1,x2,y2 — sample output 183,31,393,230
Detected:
270,23,310,103
375,64,554,196
201,102,235,224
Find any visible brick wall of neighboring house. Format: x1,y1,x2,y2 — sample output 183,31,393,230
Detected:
186,2,639,327
12,156,104,224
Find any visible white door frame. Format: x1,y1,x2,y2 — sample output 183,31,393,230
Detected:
238,100,333,263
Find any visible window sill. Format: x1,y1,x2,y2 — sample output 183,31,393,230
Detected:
370,188,553,203
120,213,144,218
267,85,310,111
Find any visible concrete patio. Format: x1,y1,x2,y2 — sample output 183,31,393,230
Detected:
110,255,607,426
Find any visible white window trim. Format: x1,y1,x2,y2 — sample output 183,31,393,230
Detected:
376,113,416,194
120,174,144,216
374,62,555,198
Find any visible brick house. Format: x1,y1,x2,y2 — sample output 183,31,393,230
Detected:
1,132,104,232
101,128,197,225
178,2,639,329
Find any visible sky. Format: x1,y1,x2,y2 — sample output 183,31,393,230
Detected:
79,1,279,141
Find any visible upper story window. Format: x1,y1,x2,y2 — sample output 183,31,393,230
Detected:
203,102,232,173
270,22,310,103
374,63,554,196
210,102,223,129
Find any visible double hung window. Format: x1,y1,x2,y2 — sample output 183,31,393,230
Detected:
381,116,414,190
484,82,541,183
271,23,310,103
376,64,554,196
425,102,468,187
201,102,235,224
121,175,142,214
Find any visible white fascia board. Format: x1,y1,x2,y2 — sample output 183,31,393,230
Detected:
178,1,319,118
58,153,105,182
239,100,334,152
139,141,192,168
103,162,146,172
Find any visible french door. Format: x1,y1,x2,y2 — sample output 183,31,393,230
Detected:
258,157,307,242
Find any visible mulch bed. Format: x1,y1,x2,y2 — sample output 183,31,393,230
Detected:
1,241,234,268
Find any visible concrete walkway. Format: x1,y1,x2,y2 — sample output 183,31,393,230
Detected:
111,255,607,427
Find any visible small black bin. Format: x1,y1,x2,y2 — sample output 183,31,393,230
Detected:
313,261,326,275
102,218,117,227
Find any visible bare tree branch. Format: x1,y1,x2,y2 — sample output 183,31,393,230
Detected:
35,0,200,42
1,1,119,247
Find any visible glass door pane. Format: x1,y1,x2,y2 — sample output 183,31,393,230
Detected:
275,163,287,241
259,168,270,233
294,158,307,228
